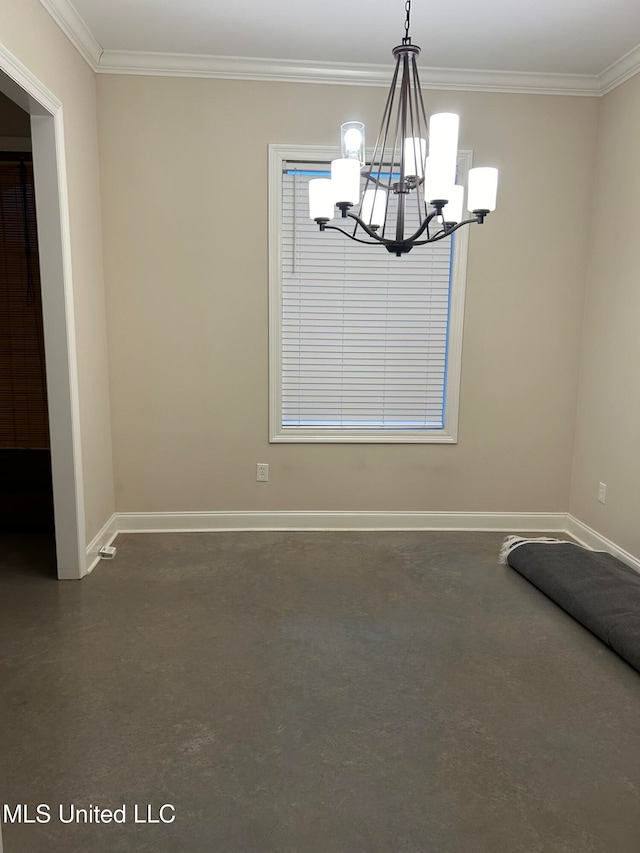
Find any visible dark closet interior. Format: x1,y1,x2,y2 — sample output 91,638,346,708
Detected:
0,153,54,532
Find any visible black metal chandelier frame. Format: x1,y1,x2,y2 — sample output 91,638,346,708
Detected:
315,0,491,256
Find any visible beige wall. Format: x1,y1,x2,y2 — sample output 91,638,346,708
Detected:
98,75,598,514
0,0,114,543
570,73,640,556
0,4,636,554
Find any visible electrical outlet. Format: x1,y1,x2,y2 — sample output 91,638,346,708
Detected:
257,463,269,482
598,482,607,504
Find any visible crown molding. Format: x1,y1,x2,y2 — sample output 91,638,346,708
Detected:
96,50,602,96
39,0,103,69
38,0,640,96
598,42,640,95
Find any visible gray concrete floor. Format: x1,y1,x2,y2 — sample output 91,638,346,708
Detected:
1,530,640,852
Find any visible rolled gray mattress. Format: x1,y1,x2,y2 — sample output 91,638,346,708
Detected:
507,542,640,673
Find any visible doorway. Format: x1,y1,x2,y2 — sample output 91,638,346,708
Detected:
0,46,86,579
0,103,56,573
0,114,52,508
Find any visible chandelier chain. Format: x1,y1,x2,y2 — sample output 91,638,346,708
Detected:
403,0,412,44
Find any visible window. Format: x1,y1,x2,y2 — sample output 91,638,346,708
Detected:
268,144,471,443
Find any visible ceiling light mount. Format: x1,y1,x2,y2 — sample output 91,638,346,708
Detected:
309,0,498,256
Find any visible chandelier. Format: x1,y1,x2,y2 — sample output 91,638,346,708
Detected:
308,0,498,256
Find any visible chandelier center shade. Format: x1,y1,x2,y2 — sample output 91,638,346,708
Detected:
308,0,498,256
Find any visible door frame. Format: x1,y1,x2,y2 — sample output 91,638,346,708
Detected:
0,44,86,579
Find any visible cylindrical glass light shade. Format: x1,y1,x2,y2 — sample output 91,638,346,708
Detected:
467,167,499,212
428,113,460,163
341,121,365,166
309,178,335,221
362,187,387,229
442,185,464,223
331,158,361,206
424,157,456,202
403,137,427,178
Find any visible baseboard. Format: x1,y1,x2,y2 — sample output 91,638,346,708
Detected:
115,510,567,533
85,513,118,575
92,510,640,573
565,515,640,573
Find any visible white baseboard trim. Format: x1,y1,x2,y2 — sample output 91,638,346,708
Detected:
85,514,118,575
114,510,567,533
87,510,640,573
565,515,640,573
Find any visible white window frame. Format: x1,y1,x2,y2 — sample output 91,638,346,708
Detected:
268,143,471,444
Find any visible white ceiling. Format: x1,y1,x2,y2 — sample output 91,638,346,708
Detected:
42,0,640,94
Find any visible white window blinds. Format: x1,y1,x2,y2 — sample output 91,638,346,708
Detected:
281,166,454,432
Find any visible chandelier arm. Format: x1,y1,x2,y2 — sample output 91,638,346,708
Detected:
411,230,454,246
411,216,485,246
320,223,385,246
447,215,487,232
399,207,444,244
345,211,389,242
321,213,486,251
